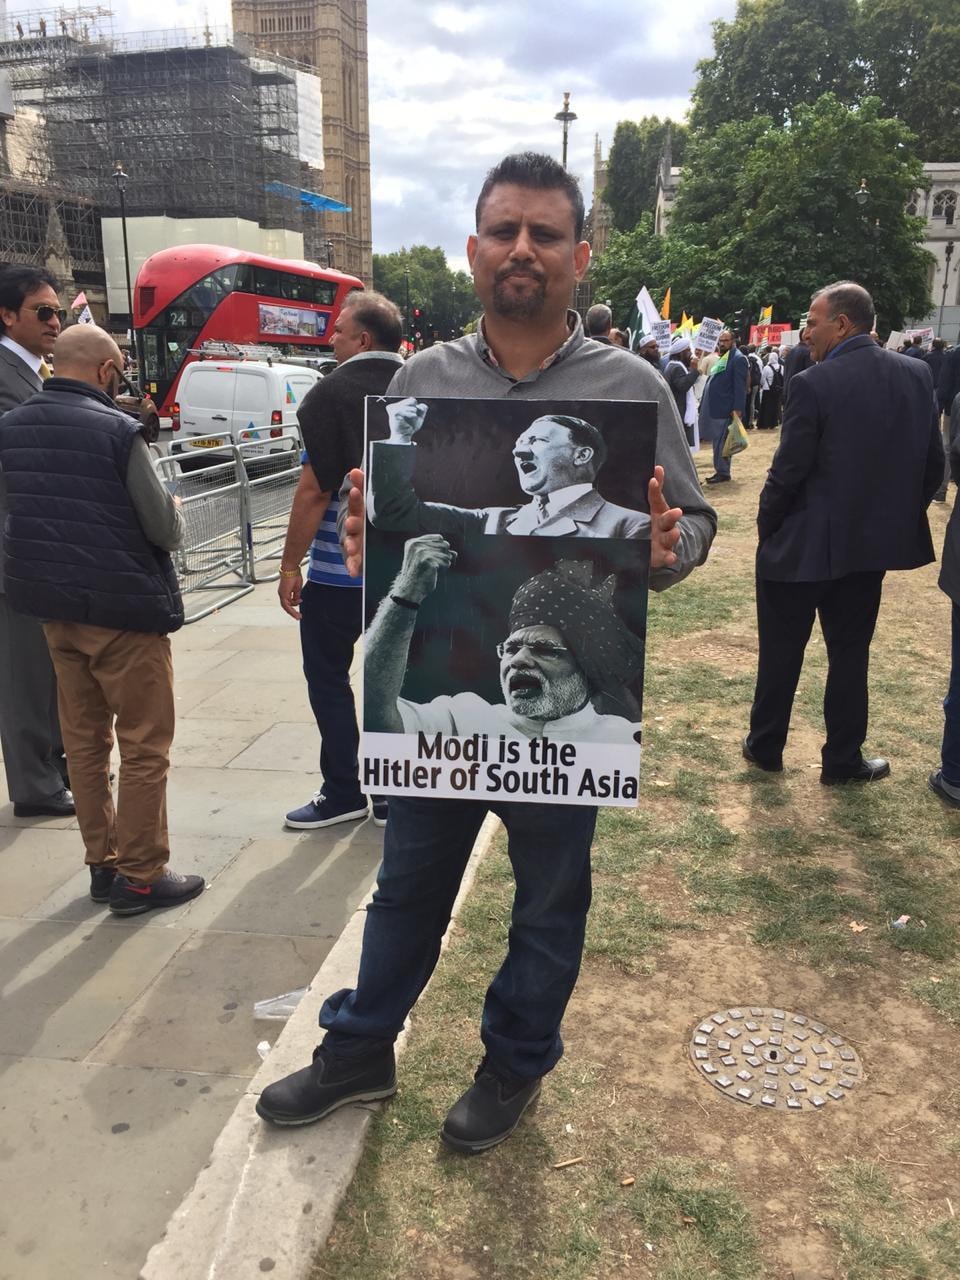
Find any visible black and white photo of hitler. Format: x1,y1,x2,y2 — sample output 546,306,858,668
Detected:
365,396,656,540
364,534,644,745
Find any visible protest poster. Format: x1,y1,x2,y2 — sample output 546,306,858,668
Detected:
748,321,792,348
906,327,934,351
651,318,672,356
696,317,723,353
361,397,657,808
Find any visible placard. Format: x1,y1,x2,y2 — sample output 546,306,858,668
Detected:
361,397,658,807
695,318,723,354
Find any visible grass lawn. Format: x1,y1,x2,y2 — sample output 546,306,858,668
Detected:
313,431,960,1280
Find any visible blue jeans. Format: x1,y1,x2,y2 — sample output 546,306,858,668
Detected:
299,581,365,806
941,602,960,786
320,795,597,1081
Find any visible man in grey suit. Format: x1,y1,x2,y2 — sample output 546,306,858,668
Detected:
369,399,650,539
0,264,74,816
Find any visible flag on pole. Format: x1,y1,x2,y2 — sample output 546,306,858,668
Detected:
70,290,88,310
759,304,773,325
679,311,694,336
625,286,661,352
76,305,94,325
660,287,672,320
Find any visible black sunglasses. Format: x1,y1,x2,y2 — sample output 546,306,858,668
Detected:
25,305,67,324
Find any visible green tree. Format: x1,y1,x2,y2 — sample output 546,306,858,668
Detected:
690,0,861,131
594,97,932,332
372,245,475,343
603,117,687,232
858,0,960,160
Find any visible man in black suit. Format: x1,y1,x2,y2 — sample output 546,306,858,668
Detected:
743,281,943,783
0,264,74,817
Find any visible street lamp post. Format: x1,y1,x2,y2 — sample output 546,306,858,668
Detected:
404,269,411,344
939,240,955,336
324,239,334,269
554,91,577,171
112,162,138,374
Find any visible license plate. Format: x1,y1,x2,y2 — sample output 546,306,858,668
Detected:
189,438,226,449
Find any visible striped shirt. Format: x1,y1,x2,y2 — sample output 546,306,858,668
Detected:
303,453,361,588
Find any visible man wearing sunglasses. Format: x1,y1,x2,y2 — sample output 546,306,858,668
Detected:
0,264,74,819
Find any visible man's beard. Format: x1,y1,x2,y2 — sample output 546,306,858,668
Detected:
503,667,590,721
492,268,547,320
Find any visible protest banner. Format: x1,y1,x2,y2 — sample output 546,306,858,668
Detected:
695,317,723,354
652,318,672,356
361,397,657,808
906,327,934,351
748,322,791,348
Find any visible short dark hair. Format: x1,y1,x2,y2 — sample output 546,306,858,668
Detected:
341,289,402,352
546,414,608,473
476,152,585,240
0,264,59,332
812,280,875,333
585,304,612,336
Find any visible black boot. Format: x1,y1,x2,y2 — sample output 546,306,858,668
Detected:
256,1043,396,1126
440,1057,541,1155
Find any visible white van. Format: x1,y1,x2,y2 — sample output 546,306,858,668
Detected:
170,360,321,460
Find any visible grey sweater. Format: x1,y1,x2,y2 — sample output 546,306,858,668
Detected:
383,313,716,590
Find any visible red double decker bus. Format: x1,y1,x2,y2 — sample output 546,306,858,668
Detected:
134,244,363,415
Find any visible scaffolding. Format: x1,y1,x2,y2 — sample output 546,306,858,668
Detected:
0,8,310,274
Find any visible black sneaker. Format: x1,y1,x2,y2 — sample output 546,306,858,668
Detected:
109,868,205,916
440,1058,541,1155
256,1043,396,1126
90,864,117,903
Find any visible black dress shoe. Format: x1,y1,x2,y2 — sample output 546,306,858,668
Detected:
256,1044,396,1126
13,787,75,818
440,1058,541,1155
928,770,960,809
90,865,118,902
741,736,783,773
705,473,731,485
820,757,890,786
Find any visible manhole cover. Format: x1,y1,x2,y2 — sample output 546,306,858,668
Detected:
689,1007,862,1112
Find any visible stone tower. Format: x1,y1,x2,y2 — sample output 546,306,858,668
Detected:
231,0,373,283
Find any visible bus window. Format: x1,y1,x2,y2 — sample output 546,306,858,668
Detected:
311,280,338,305
255,268,281,297
280,274,312,302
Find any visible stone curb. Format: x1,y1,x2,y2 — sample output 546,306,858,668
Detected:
140,813,501,1280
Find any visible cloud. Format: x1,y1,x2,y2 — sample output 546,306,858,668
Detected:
106,0,737,265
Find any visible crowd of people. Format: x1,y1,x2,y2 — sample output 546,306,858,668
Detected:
1,148,959,1161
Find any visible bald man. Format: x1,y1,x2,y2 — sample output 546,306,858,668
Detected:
0,324,204,915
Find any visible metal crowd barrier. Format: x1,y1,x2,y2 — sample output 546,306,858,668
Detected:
158,428,303,623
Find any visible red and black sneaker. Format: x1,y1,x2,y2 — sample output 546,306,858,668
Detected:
109,868,205,916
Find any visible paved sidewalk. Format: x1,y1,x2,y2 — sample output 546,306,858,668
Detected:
0,582,383,1280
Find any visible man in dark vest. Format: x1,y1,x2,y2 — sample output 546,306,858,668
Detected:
0,324,203,915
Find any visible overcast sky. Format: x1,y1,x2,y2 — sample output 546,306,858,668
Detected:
108,0,736,269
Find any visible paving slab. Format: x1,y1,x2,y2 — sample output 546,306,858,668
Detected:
180,830,384,938
197,648,314,683
0,826,85,914
171,648,241,681
0,917,186,1062
92,930,332,1075
171,714,279,768
226,720,321,772
0,1057,243,1280
212,622,303,652
170,622,244,652
183,681,318,723
166,767,324,838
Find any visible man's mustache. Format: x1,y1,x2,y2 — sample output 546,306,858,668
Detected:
494,265,545,285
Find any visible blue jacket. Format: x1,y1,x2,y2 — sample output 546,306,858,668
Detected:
0,379,183,633
704,347,749,421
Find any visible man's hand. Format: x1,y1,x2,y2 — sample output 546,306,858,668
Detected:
277,566,303,620
393,534,457,603
342,467,365,577
648,464,682,570
385,397,429,443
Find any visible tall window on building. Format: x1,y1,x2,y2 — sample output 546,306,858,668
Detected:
905,191,920,217
933,190,957,227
